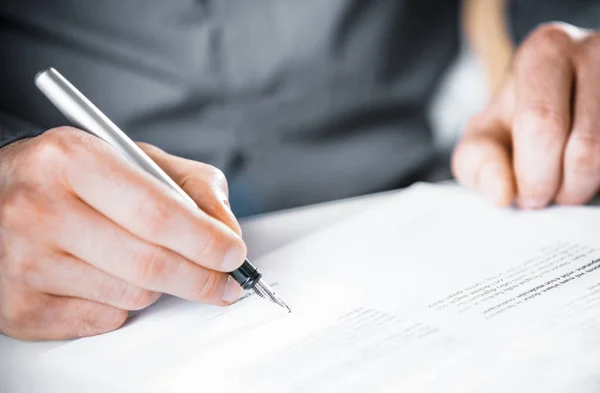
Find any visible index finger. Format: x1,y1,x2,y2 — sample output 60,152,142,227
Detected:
512,25,575,208
63,134,247,273
137,143,242,237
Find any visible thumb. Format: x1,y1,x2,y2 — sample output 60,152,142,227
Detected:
137,143,243,237
452,80,516,207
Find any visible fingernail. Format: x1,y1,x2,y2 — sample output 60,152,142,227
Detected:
221,276,242,304
221,245,246,271
517,197,547,210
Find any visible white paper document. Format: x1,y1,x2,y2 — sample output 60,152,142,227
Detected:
42,184,600,392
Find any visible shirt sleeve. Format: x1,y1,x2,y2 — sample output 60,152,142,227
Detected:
0,111,44,149
507,0,600,45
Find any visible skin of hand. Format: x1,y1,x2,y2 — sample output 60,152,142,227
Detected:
453,23,600,209
0,127,246,340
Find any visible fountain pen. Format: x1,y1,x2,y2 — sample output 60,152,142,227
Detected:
34,67,291,313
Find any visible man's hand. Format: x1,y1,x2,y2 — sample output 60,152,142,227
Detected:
0,127,246,340
453,23,600,208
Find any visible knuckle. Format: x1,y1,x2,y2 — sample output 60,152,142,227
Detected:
96,277,157,310
23,128,82,184
527,103,565,128
206,165,227,184
516,23,573,67
4,256,38,282
42,126,80,139
575,35,600,65
30,128,76,163
202,164,229,196
1,295,36,329
105,308,128,330
529,23,572,49
0,187,36,228
195,271,222,301
122,285,157,310
567,131,600,172
517,102,567,140
132,246,174,284
0,237,39,282
138,199,173,238
92,308,128,334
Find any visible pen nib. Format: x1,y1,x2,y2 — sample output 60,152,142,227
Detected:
253,279,292,313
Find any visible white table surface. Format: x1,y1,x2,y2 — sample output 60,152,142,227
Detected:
0,190,399,393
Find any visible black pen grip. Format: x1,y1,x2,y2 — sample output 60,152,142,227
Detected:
229,259,262,290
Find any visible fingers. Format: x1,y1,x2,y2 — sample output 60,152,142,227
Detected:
556,35,600,204
1,294,127,341
62,137,247,273
27,253,161,311
511,26,575,208
452,111,515,207
52,197,242,305
455,24,600,209
138,143,242,236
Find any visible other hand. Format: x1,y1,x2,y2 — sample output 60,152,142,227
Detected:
453,23,600,208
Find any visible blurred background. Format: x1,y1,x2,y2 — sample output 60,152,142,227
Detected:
0,1,503,217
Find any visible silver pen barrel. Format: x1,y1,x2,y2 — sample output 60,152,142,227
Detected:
34,67,291,312
34,68,197,210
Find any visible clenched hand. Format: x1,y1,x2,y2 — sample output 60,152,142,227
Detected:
0,127,245,340
454,23,600,208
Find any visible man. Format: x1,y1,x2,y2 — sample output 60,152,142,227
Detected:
0,0,598,340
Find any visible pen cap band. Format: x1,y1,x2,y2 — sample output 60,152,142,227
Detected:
230,262,262,290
